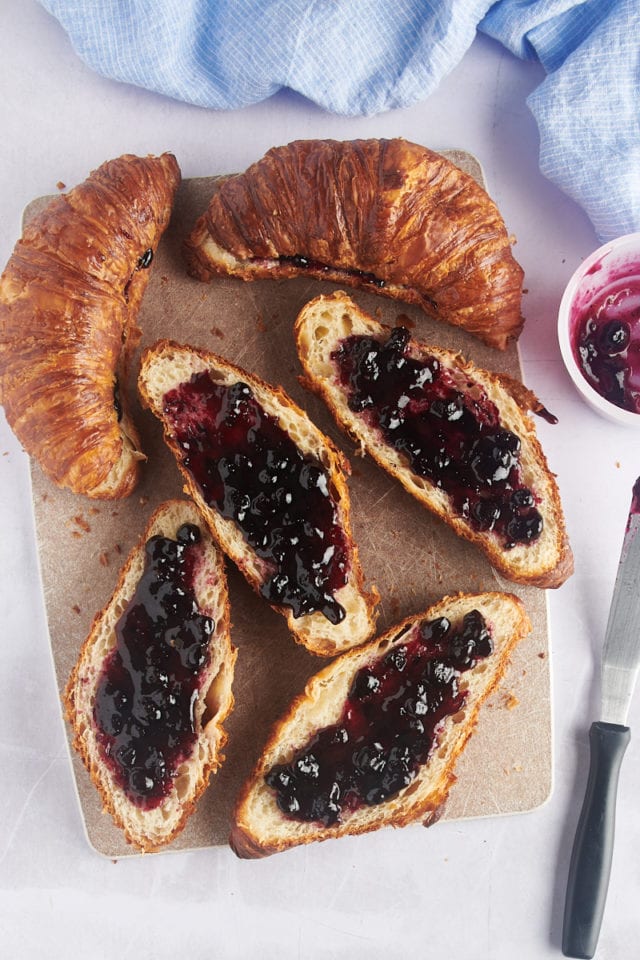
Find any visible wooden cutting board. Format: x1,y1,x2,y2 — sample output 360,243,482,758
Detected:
28,151,552,858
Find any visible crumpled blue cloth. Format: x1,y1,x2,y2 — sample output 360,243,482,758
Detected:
39,0,639,243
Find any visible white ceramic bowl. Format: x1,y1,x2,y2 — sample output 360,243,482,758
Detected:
558,232,640,426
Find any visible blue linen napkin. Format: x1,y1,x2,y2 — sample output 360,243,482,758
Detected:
482,0,640,243
39,0,639,243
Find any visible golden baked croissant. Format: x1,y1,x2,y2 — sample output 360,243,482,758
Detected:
0,153,181,498
185,138,524,349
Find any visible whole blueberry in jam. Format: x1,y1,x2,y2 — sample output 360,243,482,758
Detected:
331,328,543,548
265,611,493,826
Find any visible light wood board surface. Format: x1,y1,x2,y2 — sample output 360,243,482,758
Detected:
29,151,552,858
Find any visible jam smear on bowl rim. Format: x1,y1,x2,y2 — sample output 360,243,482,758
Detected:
161,373,350,624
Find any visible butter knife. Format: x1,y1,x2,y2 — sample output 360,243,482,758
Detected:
562,477,640,958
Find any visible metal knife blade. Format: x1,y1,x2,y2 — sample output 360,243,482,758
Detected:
562,476,640,959
601,487,640,725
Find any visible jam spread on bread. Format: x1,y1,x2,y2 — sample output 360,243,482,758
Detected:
279,254,387,288
332,327,543,548
162,373,349,623
265,611,492,825
93,524,213,809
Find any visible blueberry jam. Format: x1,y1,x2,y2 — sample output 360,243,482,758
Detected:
93,524,213,809
137,247,154,269
162,373,348,623
279,254,386,288
571,272,640,413
113,376,123,422
331,328,543,548
265,611,492,825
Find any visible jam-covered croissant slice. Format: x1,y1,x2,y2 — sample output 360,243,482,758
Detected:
185,138,524,349
0,152,180,498
295,292,573,589
65,499,236,852
230,591,531,858
138,339,378,657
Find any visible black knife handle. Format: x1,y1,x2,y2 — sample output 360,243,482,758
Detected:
562,721,631,958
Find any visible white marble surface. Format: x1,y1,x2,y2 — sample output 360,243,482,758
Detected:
1,3,639,958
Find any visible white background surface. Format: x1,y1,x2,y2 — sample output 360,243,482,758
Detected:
1,3,639,958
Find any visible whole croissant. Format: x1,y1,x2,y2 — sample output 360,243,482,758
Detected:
185,138,524,349
0,152,181,498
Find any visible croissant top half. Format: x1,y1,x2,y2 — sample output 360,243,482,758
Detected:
0,152,180,498
185,138,524,349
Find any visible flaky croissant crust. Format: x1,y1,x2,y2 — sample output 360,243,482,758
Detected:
186,138,524,349
0,152,180,498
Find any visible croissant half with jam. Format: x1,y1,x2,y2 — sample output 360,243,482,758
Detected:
185,138,524,349
0,153,181,499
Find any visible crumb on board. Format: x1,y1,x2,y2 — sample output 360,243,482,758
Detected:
256,313,267,332
73,514,91,533
72,604,81,615
99,552,109,567
210,326,225,338
504,692,519,710
139,495,149,506
114,543,122,555
502,763,523,777
538,652,546,659
396,312,415,328
56,181,66,190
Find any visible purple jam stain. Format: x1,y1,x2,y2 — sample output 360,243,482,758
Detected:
93,524,213,809
629,477,640,522
571,269,640,413
162,373,349,624
279,254,387,288
331,327,543,548
537,406,559,425
137,247,154,270
265,611,493,825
